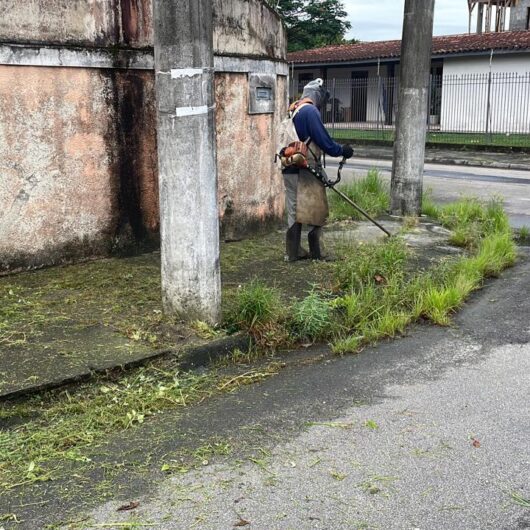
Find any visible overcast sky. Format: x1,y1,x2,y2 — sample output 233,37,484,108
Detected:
344,0,477,42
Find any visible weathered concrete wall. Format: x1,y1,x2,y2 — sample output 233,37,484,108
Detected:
0,0,285,55
0,65,158,271
213,0,287,60
0,0,153,48
0,0,287,273
0,65,115,269
216,73,286,241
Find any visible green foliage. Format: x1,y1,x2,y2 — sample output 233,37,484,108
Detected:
421,285,465,326
290,289,332,341
421,190,440,218
230,280,282,330
473,232,517,277
329,170,390,222
518,225,530,241
267,0,353,52
331,334,362,354
427,197,513,250
334,238,408,291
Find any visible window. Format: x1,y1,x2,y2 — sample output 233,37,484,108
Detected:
526,7,530,30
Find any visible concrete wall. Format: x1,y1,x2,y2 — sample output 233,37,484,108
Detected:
510,0,530,31
0,0,287,273
441,54,530,133
213,0,286,60
0,0,153,48
216,73,286,241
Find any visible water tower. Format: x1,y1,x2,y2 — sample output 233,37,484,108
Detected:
468,0,516,33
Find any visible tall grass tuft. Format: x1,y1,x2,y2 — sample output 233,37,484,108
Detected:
422,190,440,218
290,290,332,342
334,238,409,291
230,280,282,330
329,169,390,221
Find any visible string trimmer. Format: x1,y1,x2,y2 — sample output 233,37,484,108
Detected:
307,157,392,237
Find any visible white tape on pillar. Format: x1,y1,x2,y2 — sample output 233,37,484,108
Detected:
170,68,206,78
174,105,209,117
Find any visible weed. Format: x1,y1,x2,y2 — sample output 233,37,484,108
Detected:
518,225,530,241
422,191,439,218
191,320,219,339
330,470,347,481
290,289,332,342
334,238,408,291
230,280,282,330
402,216,420,231
329,170,389,221
331,334,363,355
306,421,354,429
421,285,463,325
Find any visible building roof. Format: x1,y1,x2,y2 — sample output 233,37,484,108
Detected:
288,30,530,65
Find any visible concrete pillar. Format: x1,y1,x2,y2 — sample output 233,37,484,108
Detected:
153,0,221,323
390,0,435,216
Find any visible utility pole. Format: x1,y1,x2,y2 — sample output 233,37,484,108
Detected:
153,0,221,323
390,0,435,216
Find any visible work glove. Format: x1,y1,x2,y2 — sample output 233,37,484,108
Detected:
342,144,354,159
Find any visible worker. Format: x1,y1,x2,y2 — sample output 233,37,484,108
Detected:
283,78,354,261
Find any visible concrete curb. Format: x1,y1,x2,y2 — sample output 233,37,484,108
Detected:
0,333,251,402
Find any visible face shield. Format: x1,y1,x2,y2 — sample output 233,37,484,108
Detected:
301,78,330,110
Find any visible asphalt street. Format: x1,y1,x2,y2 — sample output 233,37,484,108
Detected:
79,252,530,529
328,157,530,228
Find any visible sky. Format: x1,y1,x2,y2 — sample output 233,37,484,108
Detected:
343,0,478,42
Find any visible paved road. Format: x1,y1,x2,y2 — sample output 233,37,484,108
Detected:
328,157,530,228
80,250,530,530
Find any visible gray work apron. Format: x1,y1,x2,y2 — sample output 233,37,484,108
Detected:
283,143,328,228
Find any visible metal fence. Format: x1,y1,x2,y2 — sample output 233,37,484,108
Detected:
292,73,530,148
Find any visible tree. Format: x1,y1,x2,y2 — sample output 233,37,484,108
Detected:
267,0,353,52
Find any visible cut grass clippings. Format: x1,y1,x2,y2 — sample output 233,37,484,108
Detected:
0,359,279,492
0,175,518,499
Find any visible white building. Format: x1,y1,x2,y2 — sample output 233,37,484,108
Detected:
289,31,530,134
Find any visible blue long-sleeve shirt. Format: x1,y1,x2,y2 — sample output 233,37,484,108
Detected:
293,104,344,158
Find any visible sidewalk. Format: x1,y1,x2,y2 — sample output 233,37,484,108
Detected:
0,218,454,400
353,144,530,171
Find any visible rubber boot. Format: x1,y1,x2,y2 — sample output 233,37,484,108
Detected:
308,226,324,260
286,223,304,262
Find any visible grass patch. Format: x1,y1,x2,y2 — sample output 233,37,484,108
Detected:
232,198,516,355
227,280,290,349
229,280,282,330
329,169,389,221
327,196,516,350
290,289,332,342
0,194,517,502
